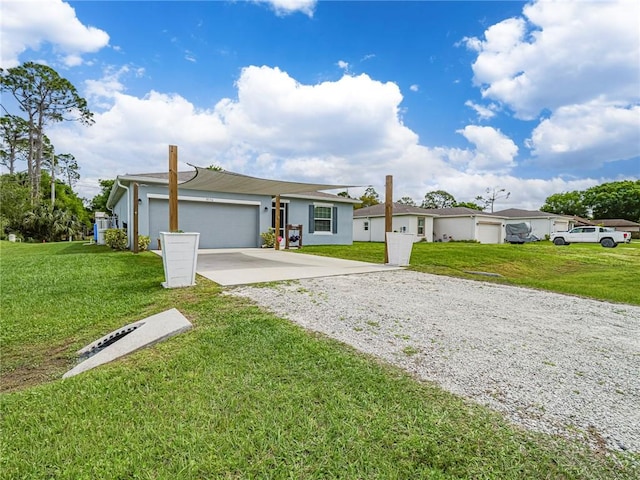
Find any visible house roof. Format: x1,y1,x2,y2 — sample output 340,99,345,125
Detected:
493,208,572,219
420,206,502,217
107,167,357,208
571,215,596,226
353,203,499,218
593,218,640,227
353,203,436,218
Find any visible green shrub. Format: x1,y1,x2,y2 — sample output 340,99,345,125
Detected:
260,228,276,248
138,235,150,251
104,228,127,250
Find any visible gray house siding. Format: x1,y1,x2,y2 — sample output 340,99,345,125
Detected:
109,179,354,249
112,183,273,249
283,198,353,246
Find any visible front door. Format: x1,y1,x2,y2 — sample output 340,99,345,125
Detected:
271,202,289,239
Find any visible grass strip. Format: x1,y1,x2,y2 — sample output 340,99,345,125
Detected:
300,241,640,305
1,241,637,478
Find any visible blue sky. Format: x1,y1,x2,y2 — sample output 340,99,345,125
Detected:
2,0,639,209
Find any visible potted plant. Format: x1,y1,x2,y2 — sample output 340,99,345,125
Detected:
159,231,200,288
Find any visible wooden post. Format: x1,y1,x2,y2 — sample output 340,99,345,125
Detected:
274,195,281,250
132,182,139,254
168,145,178,232
384,175,393,264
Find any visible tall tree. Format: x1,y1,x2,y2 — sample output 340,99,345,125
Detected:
357,186,380,209
454,201,484,211
397,196,416,206
421,190,456,209
540,191,588,217
90,179,115,212
55,153,80,187
0,62,93,202
583,180,640,222
0,114,30,174
475,187,510,212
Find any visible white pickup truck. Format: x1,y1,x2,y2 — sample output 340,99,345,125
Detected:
550,226,630,248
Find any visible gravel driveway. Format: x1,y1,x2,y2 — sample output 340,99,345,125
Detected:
230,270,640,453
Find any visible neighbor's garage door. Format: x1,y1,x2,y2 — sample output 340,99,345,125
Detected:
149,199,259,249
477,222,503,244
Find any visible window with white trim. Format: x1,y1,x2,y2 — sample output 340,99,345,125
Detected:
314,206,332,232
417,217,425,235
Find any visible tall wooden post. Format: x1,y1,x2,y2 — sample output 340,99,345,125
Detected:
168,145,178,232
132,182,139,254
274,195,281,250
384,175,393,263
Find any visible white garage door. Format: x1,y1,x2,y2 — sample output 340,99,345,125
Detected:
477,223,502,244
148,199,259,249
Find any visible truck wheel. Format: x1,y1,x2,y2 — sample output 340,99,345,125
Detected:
600,238,615,248
553,237,565,246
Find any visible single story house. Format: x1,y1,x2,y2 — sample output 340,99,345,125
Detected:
353,203,436,242
106,167,359,250
353,204,506,244
593,218,640,239
422,207,506,244
493,208,573,239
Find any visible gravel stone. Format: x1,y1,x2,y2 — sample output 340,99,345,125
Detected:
229,270,640,453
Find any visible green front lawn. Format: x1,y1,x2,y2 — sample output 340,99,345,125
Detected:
1,241,637,478
301,241,640,305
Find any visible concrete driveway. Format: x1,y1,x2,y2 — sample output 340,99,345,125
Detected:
195,248,402,286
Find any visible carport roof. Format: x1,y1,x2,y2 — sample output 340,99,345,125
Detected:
180,166,354,195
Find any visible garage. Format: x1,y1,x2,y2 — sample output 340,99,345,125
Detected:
477,222,503,244
148,198,260,249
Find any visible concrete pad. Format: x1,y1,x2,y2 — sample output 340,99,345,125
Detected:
63,308,192,378
194,248,404,286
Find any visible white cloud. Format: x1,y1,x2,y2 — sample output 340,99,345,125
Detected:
464,100,497,120
465,0,639,119
215,66,418,160
256,0,316,17
410,84,419,92
463,0,640,168
456,125,518,173
0,0,110,68
45,64,616,210
47,90,230,197
84,66,134,108
337,60,349,71
526,101,640,168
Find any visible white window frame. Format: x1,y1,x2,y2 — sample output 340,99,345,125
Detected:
313,203,333,235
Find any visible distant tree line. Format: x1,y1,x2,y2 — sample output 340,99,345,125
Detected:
347,180,639,223
540,180,640,222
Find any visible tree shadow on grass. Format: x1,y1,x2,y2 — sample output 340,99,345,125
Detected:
55,242,120,255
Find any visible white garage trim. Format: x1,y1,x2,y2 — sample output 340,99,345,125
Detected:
147,193,261,206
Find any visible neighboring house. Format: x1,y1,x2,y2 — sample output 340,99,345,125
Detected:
422,207,506,244
106,167,359,250
353,204,505,244
570,215,595,227
353,203,436,242
494,208,573,239
592,218,640,233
